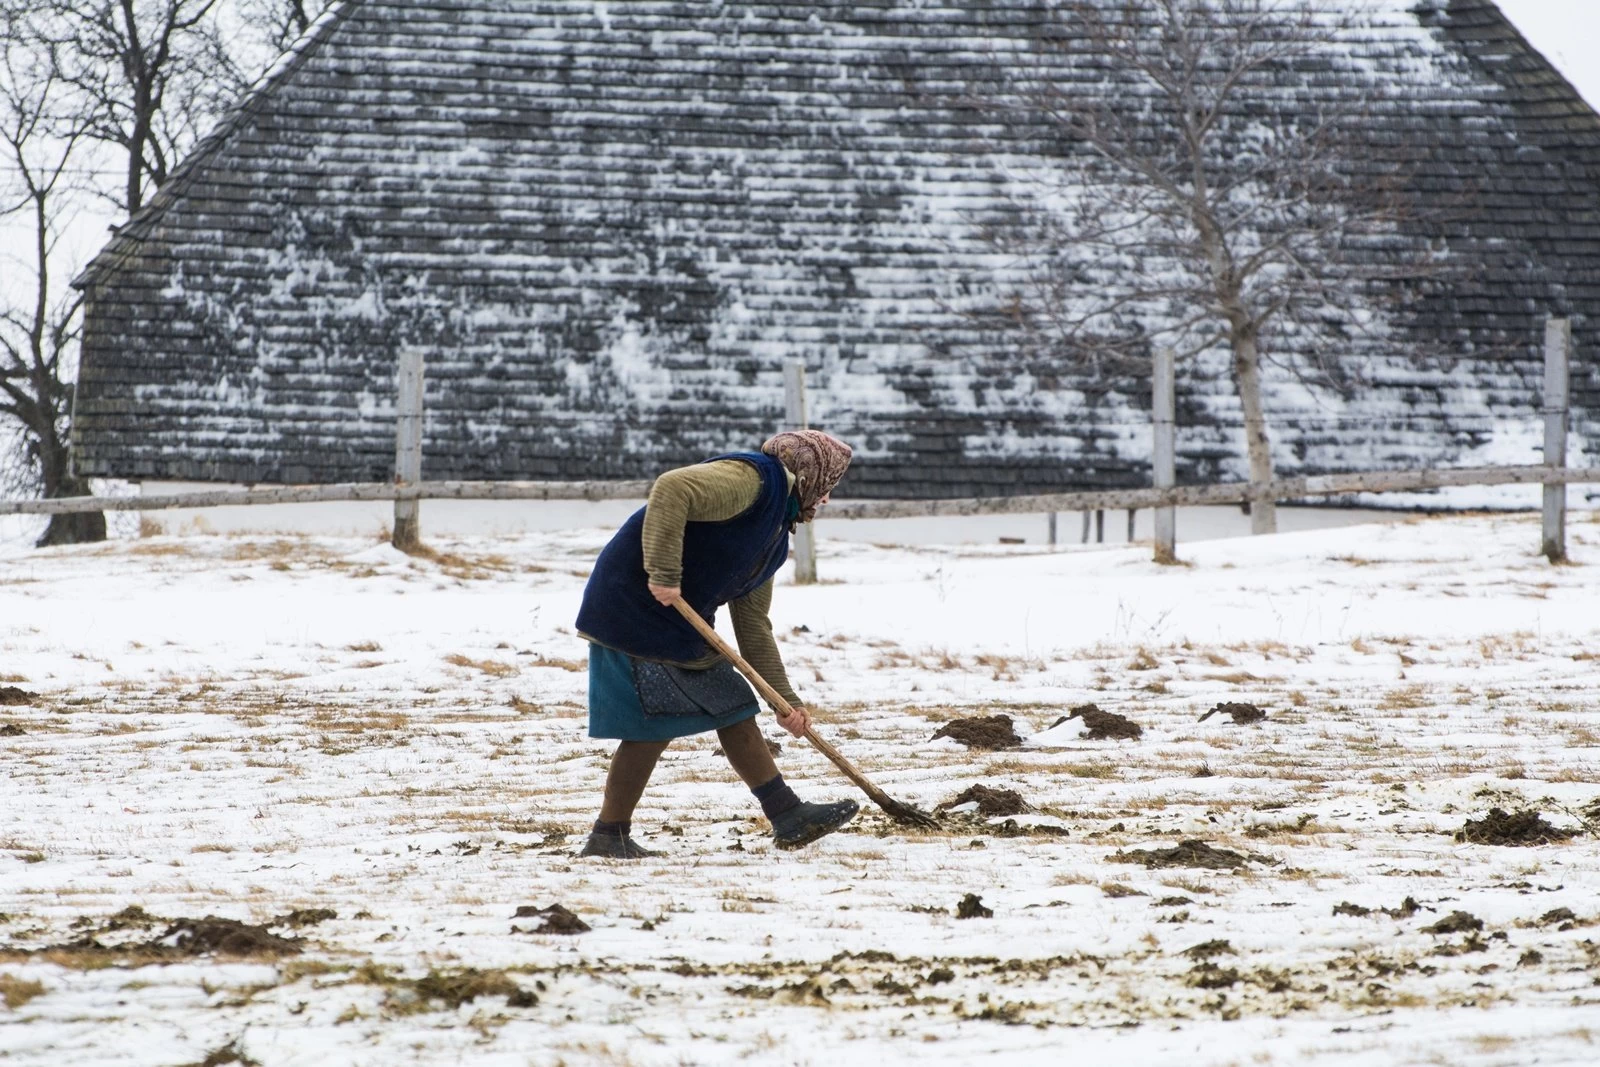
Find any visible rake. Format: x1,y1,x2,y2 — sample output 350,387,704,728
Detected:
670,599,938,829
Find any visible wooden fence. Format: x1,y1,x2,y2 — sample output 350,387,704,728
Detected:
3,319,1589,570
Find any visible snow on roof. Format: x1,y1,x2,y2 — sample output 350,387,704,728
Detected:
73,0,1599,495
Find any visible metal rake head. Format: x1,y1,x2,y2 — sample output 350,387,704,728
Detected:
877,796,941,829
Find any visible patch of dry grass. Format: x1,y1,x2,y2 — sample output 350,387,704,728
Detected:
443,654,519,678
0,945,168,971
1377,685,1429,711
307,708,410,735
405,547,520,581
527,656,586,673
225,539,323,564
1476,632,1539,661
0,973,47,1009
1126,648,1160,671
973,653,1022,681
1205,671,1274,684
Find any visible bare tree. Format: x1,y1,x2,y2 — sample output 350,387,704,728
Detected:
0,0,309,541
17,0,245,214
0,25,104,545
975,0,1451,534
234,0,332,60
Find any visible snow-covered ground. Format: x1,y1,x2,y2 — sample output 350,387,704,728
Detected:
2,513,1599,1066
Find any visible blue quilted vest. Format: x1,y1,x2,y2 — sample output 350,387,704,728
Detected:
575,452,793,662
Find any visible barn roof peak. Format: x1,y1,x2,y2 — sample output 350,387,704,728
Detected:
74,0,364,290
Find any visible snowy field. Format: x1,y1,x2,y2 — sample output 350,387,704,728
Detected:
3,512,1600,1066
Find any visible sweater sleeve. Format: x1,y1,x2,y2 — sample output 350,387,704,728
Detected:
728,578,802,707
640,460,763,588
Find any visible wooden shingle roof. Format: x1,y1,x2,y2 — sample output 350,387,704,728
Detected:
73,0,1598,496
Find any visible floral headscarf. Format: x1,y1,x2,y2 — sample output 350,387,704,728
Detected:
760,430,854,528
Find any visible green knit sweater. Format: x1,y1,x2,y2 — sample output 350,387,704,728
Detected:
638,460,801,707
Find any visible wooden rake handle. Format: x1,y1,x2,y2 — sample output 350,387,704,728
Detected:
668,598,895,807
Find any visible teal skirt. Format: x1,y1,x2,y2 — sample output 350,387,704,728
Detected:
587,643,761,741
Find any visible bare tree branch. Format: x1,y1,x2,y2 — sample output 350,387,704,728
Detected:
0,0,328,543
0,4,106,542
233,0,326,58
11,0,246,213
956,0,1468,533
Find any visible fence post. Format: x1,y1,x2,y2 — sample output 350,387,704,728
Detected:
392,345,425,552
1047,511,1057,546
783,360,818,584
1152,346,1177,564
1542,317,1570,563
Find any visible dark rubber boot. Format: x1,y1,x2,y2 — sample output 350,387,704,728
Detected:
770,799,860,851
579,831,661,859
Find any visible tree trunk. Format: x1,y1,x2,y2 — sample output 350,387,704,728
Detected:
34,423,105,547
127,100,151,214
1230,334,1278,535
36,488,106,547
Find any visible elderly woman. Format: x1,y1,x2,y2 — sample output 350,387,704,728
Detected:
573,430,859,859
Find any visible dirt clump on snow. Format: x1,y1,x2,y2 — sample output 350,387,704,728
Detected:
1388,896,1422,918
1583,798,1600,828
775,977,833,1006
1054,704,1142,740
930,715,1022,749
955,893,993,919
1180,940,1241,988
374,967,537,1013
934,784,1032,816
1455,808,1575,846
513,903,590,934
410,968,526,1009
1198,702,1267,725
1180,939,1234,960
0,724,25,736
1422,911,1483,935
191,1038,253,1066
271,908,337,928
1185,962,1242,989
729,976,833,1006
1333,896,1422,920
1101,883,1146,898
992,818,1069,838
1110,839,1273,871
158,917,303,957
89,905,162,932
0,687,35,706
17,907,302,963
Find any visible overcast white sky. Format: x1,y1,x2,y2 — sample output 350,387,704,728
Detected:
1495,0,1600,108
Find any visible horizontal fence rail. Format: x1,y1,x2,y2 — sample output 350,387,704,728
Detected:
0,479,655,516
822,465,1600,520
4,466,1595,518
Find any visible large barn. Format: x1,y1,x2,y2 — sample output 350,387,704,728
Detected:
71,0,1597,500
